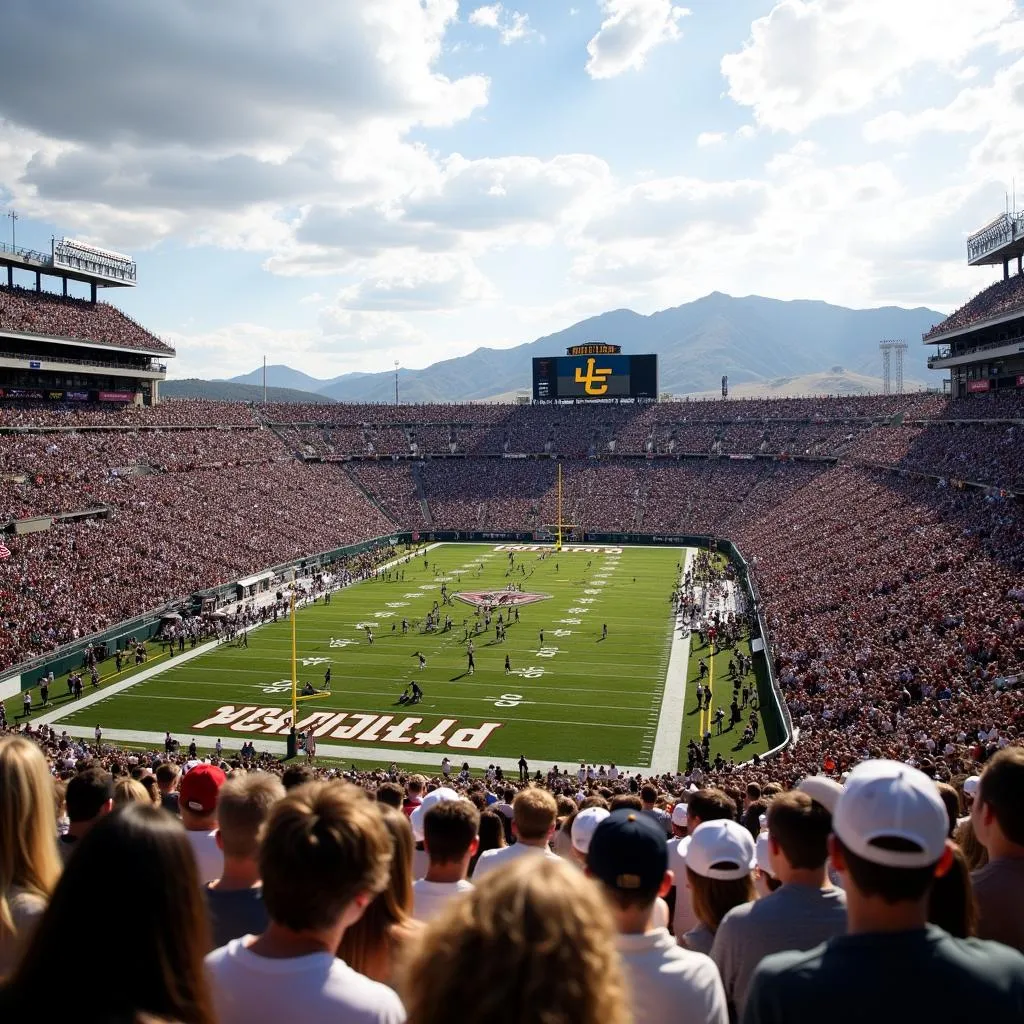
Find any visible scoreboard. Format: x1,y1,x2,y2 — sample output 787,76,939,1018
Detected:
532,353,658,401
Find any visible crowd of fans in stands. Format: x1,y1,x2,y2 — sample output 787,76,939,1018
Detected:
0,285,174,353
924,272,1024,339
1,721,1023,1022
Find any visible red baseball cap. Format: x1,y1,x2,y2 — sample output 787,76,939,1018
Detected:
179,763,226,815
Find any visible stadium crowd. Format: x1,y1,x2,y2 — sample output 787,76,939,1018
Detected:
0,285,174,353
924,273,1024,339
1,722,1023,1022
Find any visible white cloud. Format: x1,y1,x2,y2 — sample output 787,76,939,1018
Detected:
586,0,690,79
697,131,727,147
334,254,496,312
468,3,534,45
721,0,1018,132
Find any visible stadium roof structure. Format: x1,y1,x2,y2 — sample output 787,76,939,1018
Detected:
0,237,136,289
966,212,1024,267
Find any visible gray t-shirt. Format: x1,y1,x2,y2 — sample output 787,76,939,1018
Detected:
972,857,1024,953
205,884,268,950
712,884,847,1021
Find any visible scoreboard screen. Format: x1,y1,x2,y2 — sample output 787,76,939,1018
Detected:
532,354,658,401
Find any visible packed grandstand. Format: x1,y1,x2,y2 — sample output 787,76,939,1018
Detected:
3,251,1024,1021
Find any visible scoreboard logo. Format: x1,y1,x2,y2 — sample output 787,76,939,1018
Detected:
574,357,613,396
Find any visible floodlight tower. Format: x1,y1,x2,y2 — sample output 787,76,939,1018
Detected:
879,339,908,394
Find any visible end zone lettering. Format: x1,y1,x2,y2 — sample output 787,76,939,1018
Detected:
192,706,502,751
494,544,623,554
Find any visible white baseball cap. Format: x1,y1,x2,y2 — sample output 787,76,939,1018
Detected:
833,760,948,868
686,820,756,880
409,787,462,841
572,807,610,854
797,775,844,816
672,803,689,827
963,775,980,797
755,833,775,877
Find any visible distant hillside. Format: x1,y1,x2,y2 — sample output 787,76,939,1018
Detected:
214,293,945,402
679,368,931,400
161,379,335,404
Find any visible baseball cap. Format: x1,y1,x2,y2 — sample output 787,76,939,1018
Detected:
586,809,667,892
797,775,844,816
572,807,610,854
963,775,980,797
409,786,461,841
686,819,756,880
178,763,226,815
671,803,689,827
755,833,775,877
832,759,948,868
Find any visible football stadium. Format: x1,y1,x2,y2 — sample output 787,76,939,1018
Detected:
2,6,1024,1022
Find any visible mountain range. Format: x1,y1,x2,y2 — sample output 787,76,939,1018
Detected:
206,292,945,403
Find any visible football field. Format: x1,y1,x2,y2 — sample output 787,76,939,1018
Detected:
29,543,773,773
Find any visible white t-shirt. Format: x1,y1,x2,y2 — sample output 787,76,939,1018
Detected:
186,828,223,885
669,835,697,940
471,842,559,881
412,846,430,882
617,927,727,1024
206,938,405,1024
411,879,474,922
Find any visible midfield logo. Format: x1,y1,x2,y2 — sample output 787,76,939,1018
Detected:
454,590,551,609
575,356,612,395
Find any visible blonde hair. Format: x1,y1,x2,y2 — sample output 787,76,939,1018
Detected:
338,804,416,984
402,857,629,1024
953,817,988,872
217,772,284,859
113,778,152,807
0,737,62,943
512,787,558,840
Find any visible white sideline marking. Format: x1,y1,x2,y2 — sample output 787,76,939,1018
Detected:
649,548,694,774
35,543,442,731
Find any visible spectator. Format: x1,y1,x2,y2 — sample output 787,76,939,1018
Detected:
587,808,728,1024
403,775,425,818
927,844,977,939
59,766,114,863
640,784,672,836
402,857,630,1024
113,777,152,807
471,788,559,880
281,764,316,791
0,736,61,977
570,806,611,868
205,773,285,950
408,787,461,881
468,809,506,876
744,760,1024,1024
205,781,404,1024
156,761,181,814
412,799,479,922
712,790,847,1021
0,803,216,1023
180,763,227,884
338,805,422,987
376,782,404,810
671,788,737,943
970,747,1024,952
683,820,757,955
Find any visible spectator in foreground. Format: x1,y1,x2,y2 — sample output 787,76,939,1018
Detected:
402,856,630,1024
712,790,847,1021
970,747,1024,952
743,760,1024,1024
180,763,227,884
682,819,756,954
587,809,728,1024
412,799,479,922
205,773,285,950
156,761,181,814
113,777,153,807
471,787,559,879
58,765,114,863
468,809,506,876
205,781,404,1023
0,803,216,1023
338,805,423,986
0,736,61,978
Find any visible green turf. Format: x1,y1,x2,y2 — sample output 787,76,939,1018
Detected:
46,544,686,767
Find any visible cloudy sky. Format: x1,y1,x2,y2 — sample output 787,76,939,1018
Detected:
1,0,1022,380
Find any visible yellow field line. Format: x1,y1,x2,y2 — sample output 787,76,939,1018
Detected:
700,638,715,736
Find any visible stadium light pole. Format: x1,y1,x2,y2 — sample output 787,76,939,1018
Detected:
395,360,400,405
6,210,17,250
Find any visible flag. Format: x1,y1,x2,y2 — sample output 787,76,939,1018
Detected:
0,543,10,560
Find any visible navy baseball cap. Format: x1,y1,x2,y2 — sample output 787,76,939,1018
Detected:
586,808,667,892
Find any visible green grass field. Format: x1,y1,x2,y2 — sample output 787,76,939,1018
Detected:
21,543,774,771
